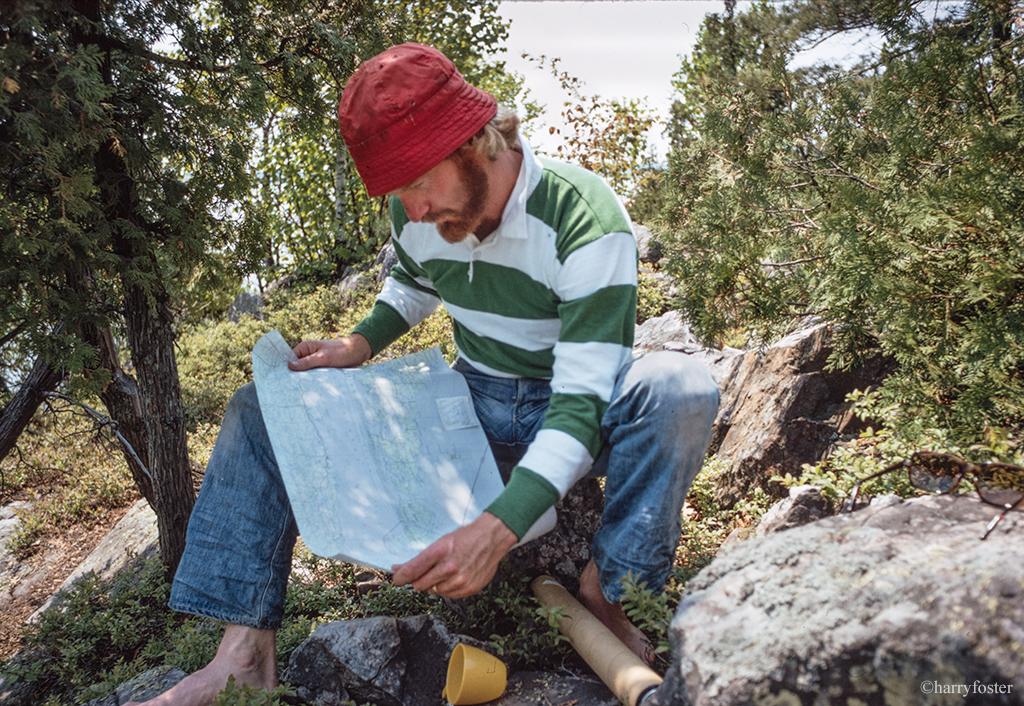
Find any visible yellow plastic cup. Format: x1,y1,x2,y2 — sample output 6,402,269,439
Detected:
442,643,507,705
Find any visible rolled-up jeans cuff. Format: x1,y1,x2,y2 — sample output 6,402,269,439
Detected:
166,598,283,630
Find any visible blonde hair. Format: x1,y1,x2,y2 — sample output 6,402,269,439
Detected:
467,105,521,159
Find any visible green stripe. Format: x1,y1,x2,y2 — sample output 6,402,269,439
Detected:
389,196,410,233
528,158,633,263
542,393,607,457
453,322,555,377
417,260,559,320
390,267,438,297
486,467,560,540
559,285,636,346
351,302,411,357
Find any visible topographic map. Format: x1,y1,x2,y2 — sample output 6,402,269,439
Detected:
251,329,511,571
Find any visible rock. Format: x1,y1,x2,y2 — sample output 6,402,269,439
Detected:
754,484,833,537
633,311,743,388
655,495,1024,706
31,498,158,620
225,291,266,322
335,271,371,306
1,500,69,614
711,321,892,507
634,223,664,264
719,485,833,552
284,614,490,706
374,241,399,285
265,273,296,294
0,501,34,549
84,665,187,706
286,615,621,706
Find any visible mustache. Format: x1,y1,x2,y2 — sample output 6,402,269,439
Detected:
422,209,462,223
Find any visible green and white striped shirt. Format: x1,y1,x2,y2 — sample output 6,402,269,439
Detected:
353,139,637,538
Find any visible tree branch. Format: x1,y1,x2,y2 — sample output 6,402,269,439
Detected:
105,34,288,74
42,392,154,485
762,256,825,268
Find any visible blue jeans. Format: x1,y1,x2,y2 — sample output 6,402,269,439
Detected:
169,351,718,627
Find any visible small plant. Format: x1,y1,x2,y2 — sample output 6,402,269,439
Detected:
359,582,444,621
674,455,773,582
5,510,46,559
3,556,177,704
636,271,670,324
620,572,677,667
1,399,139,559
211,676,297,706
458,570,571,671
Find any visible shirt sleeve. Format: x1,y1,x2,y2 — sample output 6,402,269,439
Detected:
351,223,442,356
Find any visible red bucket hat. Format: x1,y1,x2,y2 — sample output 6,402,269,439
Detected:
338,43,498,197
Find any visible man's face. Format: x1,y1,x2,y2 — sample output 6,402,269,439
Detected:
393,148,488,243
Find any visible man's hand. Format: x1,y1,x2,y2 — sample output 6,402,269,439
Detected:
392,512,518,599
289,334,372,371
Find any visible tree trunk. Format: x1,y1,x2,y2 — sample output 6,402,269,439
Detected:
333,139,350,273
0,353,64,464
92,325,156,504
73,0,195,576
121,282,194,577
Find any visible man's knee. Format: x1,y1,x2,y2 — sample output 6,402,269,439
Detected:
226,382,260,417
627,351,719,419
219,382,268,436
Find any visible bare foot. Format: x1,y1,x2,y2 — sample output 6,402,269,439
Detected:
125,624,278,706
577,559,656,666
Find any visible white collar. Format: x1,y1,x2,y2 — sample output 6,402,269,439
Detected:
468,135,542,244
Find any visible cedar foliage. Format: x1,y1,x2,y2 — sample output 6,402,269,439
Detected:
661,0,1024,441
0,0,513,573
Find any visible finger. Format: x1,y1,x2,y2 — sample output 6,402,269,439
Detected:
391,553,434,588
291,340,320,359
288,354,324,371
393,546,453,591
397,565,448,594
289,345,332,371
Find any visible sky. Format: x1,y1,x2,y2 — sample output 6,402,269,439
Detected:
495,1,879,159
496,1,735,158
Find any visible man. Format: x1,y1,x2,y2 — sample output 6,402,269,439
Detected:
131,43,718,706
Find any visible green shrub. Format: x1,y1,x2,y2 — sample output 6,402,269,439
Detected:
675,456,773,582
636,271,670,324
264,285,369,349
660,1,1024,443
175,284,456,425
781,388,1023,506
3,556,176,704
176,316,273,425
5,510,46,559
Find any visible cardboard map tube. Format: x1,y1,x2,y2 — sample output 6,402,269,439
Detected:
531,575,662,706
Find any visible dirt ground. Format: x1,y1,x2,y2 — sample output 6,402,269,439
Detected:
0,505,131,660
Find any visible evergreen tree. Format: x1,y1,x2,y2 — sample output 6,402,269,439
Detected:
0,0,401,574
661,0,1023,441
